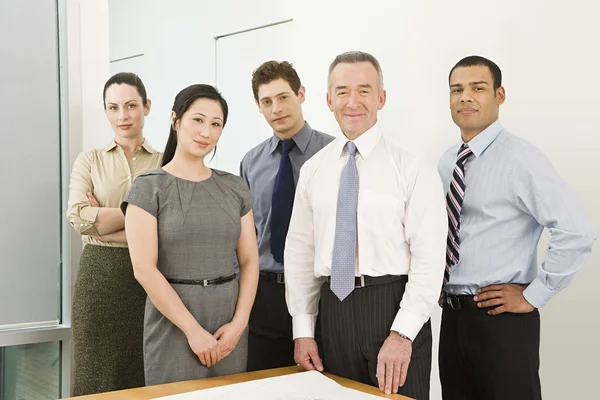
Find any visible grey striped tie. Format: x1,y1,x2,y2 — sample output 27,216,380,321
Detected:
331,142,359,301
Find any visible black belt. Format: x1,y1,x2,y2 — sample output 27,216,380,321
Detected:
259,271,285,284
167,273,236,287
443,293,479,310
327,274,407,289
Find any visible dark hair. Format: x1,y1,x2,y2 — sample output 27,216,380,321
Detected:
162,84,229,166
328,51,384,89
449,55,502,91
251,61,302,102
102,72,148,107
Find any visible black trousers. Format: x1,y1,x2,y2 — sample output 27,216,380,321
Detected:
439,303,542,400
247,273,295,371
320,278,432,400
247,273,323,371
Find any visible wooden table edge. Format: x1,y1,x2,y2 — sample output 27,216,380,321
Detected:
62,366,413,399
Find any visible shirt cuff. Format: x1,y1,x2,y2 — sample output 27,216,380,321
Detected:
69,219,100,236
80,206,100,222
523,278,556,309
390,308,424,342
292,314,316,339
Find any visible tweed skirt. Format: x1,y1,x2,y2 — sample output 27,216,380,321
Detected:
71,244,146,396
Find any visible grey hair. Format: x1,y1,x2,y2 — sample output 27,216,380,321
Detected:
327,51,384,90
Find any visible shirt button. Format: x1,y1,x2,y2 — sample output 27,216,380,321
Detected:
128,175,132,180
137,147,141,151
132,157,137,161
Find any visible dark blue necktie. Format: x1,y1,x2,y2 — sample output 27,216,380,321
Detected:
270,139,296,264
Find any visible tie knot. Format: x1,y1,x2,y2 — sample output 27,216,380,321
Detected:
280,140,295,155
346,141,357,156
457,144,473,163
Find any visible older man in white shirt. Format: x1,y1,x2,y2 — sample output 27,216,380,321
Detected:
284,51,447,399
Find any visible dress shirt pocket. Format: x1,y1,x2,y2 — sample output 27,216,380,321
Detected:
359,189,404,236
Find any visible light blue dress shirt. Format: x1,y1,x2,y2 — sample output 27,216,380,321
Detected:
438,120,596,308
239,121,334,273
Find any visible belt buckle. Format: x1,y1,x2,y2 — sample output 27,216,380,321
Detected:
355,275,366,289
202,279,210,287
276,273,285,284
447,295,461,310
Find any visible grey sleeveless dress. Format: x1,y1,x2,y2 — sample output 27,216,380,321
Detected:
121,168,253,385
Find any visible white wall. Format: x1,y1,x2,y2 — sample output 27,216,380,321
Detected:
102,1,599,399
78,0,111,151
108,0,295,151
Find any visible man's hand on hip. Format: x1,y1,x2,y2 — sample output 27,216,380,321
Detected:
474,283,535,315
377,331,412,395
294,337,323,372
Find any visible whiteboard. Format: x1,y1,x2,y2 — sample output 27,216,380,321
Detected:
214,21,296,174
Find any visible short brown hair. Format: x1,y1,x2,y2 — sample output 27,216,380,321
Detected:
251,61,302,102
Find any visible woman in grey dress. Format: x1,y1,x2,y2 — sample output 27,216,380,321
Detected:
121,84,259,385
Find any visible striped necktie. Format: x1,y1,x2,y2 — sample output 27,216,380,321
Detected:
444,143,473,285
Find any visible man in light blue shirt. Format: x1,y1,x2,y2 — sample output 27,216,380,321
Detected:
438,55,596,400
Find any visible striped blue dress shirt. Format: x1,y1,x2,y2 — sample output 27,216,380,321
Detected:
438,120,596,308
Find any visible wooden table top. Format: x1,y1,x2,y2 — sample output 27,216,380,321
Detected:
63,366,413,399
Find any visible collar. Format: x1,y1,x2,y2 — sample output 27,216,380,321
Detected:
333,121,383,159
464,120,503,158
268,121,313,155
102,138,157,154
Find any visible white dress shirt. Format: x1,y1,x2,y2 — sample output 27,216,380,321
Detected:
284,122,447,341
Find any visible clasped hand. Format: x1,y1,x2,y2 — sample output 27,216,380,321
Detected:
186,319,246,367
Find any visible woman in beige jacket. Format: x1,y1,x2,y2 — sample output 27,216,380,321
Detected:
66,72,162,396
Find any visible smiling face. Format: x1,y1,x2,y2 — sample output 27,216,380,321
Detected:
327,61,386,140
449,65,505,141
256,78,306,140
104,83,150,140
172,98,224,159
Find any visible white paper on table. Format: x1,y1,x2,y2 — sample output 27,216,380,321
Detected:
151,371,385,400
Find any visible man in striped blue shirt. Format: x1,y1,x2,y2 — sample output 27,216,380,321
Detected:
438,55,596,400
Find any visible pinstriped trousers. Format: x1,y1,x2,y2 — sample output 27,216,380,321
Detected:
320,278,432,400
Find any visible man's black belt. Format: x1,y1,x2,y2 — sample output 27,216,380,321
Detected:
327,274,407,288
259,271,285,284
443,293,479,310
167,273,236,287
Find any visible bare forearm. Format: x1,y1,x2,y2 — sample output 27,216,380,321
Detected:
134,267,201,335
95,208,125,235
233,259,259,325
93,229,127,243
